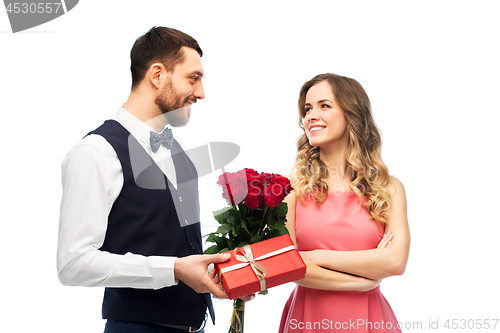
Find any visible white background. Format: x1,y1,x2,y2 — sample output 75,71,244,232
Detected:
1,1,499,332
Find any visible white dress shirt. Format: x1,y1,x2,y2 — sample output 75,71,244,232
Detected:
57,107,180,289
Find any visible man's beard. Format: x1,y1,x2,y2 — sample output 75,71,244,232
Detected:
154,79,192,127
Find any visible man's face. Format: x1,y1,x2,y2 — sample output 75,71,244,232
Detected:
154,46,205,127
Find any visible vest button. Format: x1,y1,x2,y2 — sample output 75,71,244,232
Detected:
190,243,195,250
179,196,182,202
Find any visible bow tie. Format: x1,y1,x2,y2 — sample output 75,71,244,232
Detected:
150,128,173,153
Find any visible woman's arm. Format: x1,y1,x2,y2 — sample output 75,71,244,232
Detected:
284,191,380,291
296,259,381,291
300,177,410,280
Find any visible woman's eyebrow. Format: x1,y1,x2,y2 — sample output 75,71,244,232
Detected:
317,99,333,104
305,99,333,105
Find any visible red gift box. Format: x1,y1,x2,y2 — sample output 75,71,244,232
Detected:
214,234,306,300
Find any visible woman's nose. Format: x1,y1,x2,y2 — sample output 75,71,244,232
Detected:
306,107,320,122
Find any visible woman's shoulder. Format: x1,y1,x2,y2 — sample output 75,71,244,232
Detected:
283,174,299,203
386,176,406,199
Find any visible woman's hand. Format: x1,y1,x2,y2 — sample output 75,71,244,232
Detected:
299,231,393,285
377,231,394,249
299,250,322,265
300,232,394,266
296,256,383,292
356,276,381,292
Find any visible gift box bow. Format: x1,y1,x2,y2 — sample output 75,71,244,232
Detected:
219,243,297,291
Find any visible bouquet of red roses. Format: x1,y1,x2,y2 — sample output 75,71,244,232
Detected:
204,168,294,333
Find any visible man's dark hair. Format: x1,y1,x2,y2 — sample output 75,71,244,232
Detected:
130,26,203,89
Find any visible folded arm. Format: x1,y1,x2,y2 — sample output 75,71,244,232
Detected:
300,177,410,280
296,259,380,291
284,192,380,291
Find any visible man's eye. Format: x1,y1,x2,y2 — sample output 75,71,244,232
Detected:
191,77,197,83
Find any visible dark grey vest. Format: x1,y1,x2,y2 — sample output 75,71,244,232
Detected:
87,120,214,327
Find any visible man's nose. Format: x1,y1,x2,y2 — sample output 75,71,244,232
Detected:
194,81,205,100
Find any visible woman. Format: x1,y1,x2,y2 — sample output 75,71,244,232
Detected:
279,73,410,333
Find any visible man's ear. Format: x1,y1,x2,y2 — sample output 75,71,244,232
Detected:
148,62,167,89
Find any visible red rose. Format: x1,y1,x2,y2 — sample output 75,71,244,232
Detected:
217,169,293,208
244,168,263,209
245,186,262,209
217,170,247,206
273,174,293,197
263,173,293,208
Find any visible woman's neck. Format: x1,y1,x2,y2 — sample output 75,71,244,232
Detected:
319,140,350,189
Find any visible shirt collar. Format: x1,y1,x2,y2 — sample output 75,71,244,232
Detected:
116,106,172,146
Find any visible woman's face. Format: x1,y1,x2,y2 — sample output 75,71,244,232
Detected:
302,80,348,148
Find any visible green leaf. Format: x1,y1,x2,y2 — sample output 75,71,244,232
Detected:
247,216,259,225
228,238,238,250
203,244,220,254
239,204,248,217
258,289,269,295
276,223,289,236
250,233,262,243
219,247,230,253
216,224,232,234
242,219,251,235
206,233,218,243
227,214,236,225
248,218,260,233
238,241,249,248
277,202,288,217
263,228,281,240
205,234,229,251
232,225,242,236
213,208,228,224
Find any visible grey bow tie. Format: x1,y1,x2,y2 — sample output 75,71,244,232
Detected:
150,128,173,153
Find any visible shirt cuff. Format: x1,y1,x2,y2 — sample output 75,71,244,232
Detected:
149,255,178,289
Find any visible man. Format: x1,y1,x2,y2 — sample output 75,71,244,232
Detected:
57,27,234,333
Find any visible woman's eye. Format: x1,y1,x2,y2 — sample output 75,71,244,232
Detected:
322,104,330,108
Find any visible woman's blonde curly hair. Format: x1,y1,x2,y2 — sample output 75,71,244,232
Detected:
291,73,391,226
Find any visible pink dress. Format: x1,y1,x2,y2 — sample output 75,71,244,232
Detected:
279,192,402,333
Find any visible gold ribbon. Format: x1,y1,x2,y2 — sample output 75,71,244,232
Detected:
219,244,296,292
230,298,245,332
234,245,268,291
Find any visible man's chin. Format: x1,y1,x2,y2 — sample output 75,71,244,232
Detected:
165,107,190,127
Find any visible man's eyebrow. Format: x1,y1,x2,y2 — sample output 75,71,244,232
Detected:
188,71,205,78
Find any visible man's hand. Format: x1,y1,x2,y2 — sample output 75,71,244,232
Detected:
174,253,230,299
208,264,257,301
238,293,257,302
